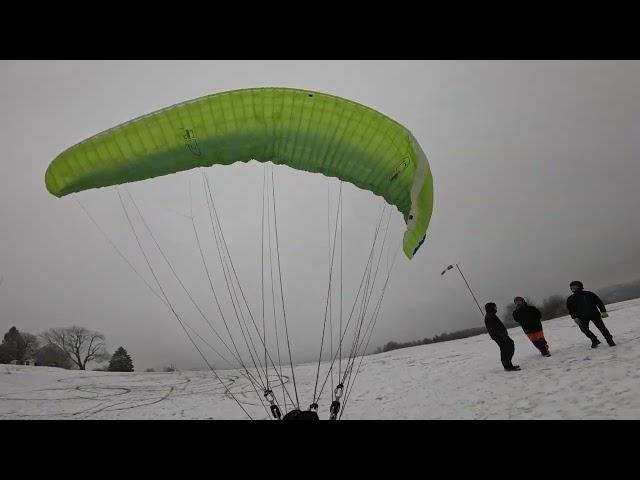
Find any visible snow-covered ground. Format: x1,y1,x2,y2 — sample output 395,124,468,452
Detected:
2,298,639,420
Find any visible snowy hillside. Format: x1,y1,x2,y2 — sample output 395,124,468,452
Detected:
2,298,639,420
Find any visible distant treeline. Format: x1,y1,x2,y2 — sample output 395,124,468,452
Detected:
597,278,640,305
0,325,135,372
375,278,640,354
376,326,489,354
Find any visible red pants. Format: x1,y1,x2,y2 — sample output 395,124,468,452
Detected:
526,331,549,355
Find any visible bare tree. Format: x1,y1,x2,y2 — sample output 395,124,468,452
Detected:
21,333,40,359
40,326,107,370
540,295,569,320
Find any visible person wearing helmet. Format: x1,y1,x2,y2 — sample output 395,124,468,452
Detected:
566,281,615,348
512,297,551,357
484,302,521,371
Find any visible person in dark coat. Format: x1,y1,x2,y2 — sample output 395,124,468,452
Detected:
485,302,520,371
566,280,615,348
512,297,551,357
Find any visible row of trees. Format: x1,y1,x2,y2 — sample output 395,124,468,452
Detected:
597,278,640,304
376,294,574,354
145,364,177,373
0,325,134,372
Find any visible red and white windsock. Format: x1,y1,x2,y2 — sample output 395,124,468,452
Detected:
441,264,454,276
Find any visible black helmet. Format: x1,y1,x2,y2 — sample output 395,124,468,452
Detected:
485,302,497,313
570,280,584,289
513,296,525,303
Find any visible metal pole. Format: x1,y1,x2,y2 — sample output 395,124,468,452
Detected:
455,264,484,317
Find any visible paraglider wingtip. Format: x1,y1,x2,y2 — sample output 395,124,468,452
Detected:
403,233,426,260
45,164,58,196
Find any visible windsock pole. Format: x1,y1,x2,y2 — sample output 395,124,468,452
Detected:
455,263,484,317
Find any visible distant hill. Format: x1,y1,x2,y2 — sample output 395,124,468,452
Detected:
597,278,640,304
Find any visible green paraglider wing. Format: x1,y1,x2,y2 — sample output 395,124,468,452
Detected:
45,87,433,258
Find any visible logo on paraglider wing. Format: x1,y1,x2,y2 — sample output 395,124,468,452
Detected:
389,157,410,183
182,128,202,157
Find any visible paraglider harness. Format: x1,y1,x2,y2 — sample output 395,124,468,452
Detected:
264,384,344,420
282,409,320,420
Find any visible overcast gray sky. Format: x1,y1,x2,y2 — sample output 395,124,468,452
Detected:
1,60,639,371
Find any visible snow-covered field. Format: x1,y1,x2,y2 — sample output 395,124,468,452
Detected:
2,298,639,420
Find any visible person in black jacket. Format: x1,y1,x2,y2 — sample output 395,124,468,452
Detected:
566,281,615,348
485,302,520,371
512,297,551,357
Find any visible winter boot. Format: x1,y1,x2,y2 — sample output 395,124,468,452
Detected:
607,338,616,347
591,338,601,348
